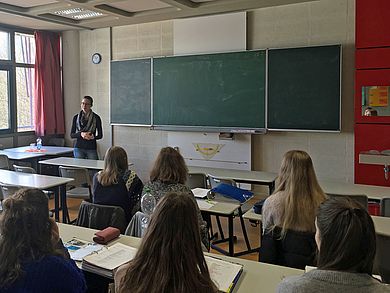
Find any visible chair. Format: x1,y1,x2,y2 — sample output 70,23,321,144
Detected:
0,154,10,170
186,173,209,189
13,164,35,173
381,198,390,217
59,166,92,222
76,200,127,234
326,193,368,210
259,226,317,269
13,164,55,199
208,174,255,255
376,234,390,283
0,183,21,200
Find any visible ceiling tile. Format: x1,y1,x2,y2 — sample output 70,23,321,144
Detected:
109,0,171,12
0,0,59,8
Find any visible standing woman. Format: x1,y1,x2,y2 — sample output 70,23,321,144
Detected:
71,96,103,159
0,189,86,293
260,150,327,269
115,192,217,293
143,146,209,249
278,197,390,293
93,146,143,223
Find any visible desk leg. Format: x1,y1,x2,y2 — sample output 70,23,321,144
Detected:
269,181,275,195
60,184,69,223
238,207,251,250
54,187,60,222
228,215,234,256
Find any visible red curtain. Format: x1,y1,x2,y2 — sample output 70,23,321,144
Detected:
34,31,65,136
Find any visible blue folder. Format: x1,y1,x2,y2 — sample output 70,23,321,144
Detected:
210,183,253,203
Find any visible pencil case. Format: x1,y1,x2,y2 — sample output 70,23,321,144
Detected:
93,227,120,244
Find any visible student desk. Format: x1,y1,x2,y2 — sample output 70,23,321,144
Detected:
58,223,303,292
3,146,74,172
319,179,390,201
39,157,133,172
197,199,241,257
188,166,278,194
0,169,73,222
39,157,105,170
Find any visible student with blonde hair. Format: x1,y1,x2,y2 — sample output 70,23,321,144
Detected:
260,150,326,269
278,197,390,293
115,192,217,293
143,146,209,249
0,189,86,292
93,146,143,223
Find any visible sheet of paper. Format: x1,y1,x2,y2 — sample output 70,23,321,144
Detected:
196,199,215,210
65,238,104,261
192,188,210,198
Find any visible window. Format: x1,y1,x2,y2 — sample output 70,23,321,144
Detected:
0,28,36,133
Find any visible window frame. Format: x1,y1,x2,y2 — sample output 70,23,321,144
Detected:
0,26,35,135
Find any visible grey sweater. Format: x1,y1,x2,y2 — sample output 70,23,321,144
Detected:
278,269,390,293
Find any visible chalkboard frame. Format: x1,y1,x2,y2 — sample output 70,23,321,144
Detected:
266,45,342,132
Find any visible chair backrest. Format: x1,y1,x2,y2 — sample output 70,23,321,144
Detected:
376,234,390,283
259,226,316,270
76,200,127,234
381,198,390,217
186,173,208,189
326,193,368,210
13,164,36,174
208,174,237,188
0,183,21,200
0,155,10,170
59,166,91,188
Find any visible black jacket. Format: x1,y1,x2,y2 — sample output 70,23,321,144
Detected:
259,226,317,269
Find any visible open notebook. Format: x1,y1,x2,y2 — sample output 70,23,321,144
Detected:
81,243,243,292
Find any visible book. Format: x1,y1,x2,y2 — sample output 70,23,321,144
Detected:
82,243,138,278
81,243,243,291
205,255,243,293
192,187,210,199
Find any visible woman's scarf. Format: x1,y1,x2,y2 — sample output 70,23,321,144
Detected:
76,110,97,134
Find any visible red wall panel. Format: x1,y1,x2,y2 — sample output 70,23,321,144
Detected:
356,48,390,69
355,123,390,186
356,0,390,48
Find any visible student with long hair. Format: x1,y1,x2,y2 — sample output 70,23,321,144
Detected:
278,197,390,293
260,150,326,269
0,189,86,292
93,146,143,223
143,146,209,248
115,192,217,293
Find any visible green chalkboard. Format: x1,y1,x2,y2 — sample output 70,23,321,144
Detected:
153,50,266,132
267,45,341,131
110,58,151,125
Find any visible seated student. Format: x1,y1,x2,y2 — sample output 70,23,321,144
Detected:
142,146,209,249
93,146,143,223
0,189,86,293
260,150,326,269
115,192,217,293
278,197,390,293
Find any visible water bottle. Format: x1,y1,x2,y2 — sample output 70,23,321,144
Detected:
140,188,156,234
36,137,42,150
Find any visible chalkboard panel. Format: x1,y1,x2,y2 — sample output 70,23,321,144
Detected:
153,50,266,132
267,45,341,131
110,58,151,125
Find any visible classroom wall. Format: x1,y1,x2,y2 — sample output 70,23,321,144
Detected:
62,0,355,184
